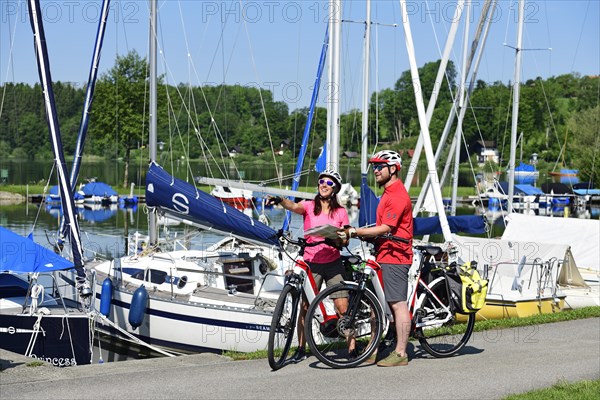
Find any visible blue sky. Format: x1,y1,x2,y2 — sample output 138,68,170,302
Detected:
1,0,598,112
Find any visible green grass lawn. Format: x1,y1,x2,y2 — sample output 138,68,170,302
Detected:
503,379,600,400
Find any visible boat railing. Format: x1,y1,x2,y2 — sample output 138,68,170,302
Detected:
22,271,96,314
486,257,563,299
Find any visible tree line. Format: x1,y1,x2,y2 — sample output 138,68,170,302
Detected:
0,50,598,182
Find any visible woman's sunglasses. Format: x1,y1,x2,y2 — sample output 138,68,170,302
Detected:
372,164,387,172
319,179,335,187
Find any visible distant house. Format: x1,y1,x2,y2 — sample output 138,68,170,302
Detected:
229,145,243,158
472,140,499,164
342,151,359,159
278,139,291,156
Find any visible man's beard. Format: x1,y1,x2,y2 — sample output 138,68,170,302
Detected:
376,175,390,188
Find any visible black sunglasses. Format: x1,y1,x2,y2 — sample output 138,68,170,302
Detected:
372,164,387,172
318,179,335,187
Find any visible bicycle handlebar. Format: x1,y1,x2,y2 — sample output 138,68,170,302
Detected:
276,230,339,250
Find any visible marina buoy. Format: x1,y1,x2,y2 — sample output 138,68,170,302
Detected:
129,285,148,329
99,278,114,317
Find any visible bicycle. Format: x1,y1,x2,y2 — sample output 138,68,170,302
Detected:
304,235,476,368
267,231,354,370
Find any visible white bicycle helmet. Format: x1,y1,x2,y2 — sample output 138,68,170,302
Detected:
318,168,343,192
368,150,402,167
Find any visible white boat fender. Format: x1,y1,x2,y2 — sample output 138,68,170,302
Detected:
100,278,114,317
129,285,148,329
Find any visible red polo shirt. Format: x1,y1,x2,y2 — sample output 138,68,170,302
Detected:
375,180,413,264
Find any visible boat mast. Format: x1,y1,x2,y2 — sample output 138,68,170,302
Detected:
61,0,111,238
327,0,341,169
450,1,471,216
404,0,466,193
148,0,158,245
507,0,525,212
360,0,371,175
398,0,452,242
27,0,88,287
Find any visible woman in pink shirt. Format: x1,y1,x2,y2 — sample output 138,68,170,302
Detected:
268,168,353,362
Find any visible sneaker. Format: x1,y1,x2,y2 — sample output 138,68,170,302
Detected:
290,347,307,363
377,351,408,367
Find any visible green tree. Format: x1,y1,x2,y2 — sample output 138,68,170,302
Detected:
90,50,163,188
568,105,600,182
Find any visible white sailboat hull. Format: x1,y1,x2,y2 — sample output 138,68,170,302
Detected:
89,239,287,354
94,284,273,353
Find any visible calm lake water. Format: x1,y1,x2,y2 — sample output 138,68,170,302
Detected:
0,159,490,189
1,198,597,261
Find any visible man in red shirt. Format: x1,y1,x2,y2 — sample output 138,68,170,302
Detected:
339,150,413,367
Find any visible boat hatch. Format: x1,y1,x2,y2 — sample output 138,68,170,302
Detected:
223,260,254,293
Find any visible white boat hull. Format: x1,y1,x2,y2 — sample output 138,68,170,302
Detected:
94,285,273,353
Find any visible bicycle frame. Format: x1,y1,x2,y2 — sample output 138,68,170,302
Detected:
339,251,455,331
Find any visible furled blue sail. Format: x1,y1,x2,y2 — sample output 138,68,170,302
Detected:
0,227,73,273
314,142,327,174
146,163,278,246
358,174,378,227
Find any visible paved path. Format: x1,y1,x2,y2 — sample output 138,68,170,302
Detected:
1,318,599,399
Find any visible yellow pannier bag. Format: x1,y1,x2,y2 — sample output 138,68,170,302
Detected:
457,261,488,313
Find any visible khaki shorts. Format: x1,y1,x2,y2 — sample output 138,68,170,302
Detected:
308,258,348,299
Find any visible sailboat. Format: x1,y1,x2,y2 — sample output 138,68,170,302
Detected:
0,0,94,365
87,0,296,354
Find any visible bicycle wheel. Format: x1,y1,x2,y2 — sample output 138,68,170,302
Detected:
268,284,301,370
415,278,475,357
305,283,384,368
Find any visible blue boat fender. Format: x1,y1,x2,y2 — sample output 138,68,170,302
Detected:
129,285,148,329
99,278,114,317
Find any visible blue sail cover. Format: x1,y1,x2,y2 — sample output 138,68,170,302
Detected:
413,215,486,236
146,163,278,246
80,182,118,197
514,162,536,173
498,182,544,196
0,227,73,273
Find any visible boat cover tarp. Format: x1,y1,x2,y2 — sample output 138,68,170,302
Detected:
80,182,118,197
0,226,73,273
498,182,544,196
541,183,573,195
146,163,278,246
451,234,572,296
514,162,537,172
502,213,599,272
572,182,600,196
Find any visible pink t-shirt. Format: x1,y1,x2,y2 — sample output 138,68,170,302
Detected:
301,200,349,263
